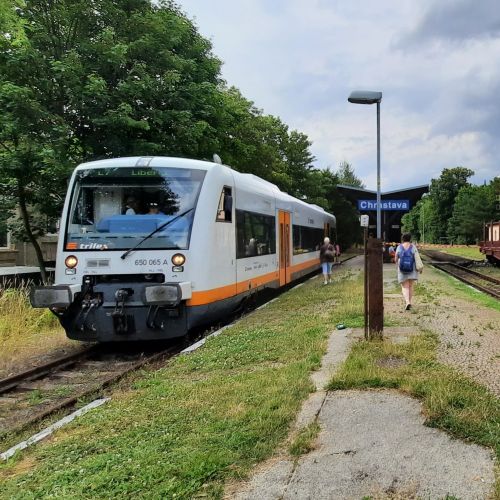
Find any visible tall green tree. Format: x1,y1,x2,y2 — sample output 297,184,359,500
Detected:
336,161,365,188
447,180,500,243
428,167,474,242
401,203,421,240
0,0,224,278
310,168,362,249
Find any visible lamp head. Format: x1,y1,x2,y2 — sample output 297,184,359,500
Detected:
348,90,382,104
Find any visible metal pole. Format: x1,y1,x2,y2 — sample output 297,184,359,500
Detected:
376,101,381,239
422,206,425,245
364,227,368,340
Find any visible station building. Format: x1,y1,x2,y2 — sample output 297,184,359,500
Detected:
337,184,429,243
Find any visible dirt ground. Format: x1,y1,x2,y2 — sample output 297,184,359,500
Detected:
383,262,500,397
0,332,86,379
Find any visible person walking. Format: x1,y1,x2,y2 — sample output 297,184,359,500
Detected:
319,237,335,285
395,232,422,310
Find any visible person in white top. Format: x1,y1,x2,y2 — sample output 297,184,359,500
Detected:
125,197,138,215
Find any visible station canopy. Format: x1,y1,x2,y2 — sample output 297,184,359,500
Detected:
337,184,429,242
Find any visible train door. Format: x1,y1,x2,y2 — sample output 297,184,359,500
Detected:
278,211,291,286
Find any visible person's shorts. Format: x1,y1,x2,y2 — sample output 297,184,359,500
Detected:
322,262,333,274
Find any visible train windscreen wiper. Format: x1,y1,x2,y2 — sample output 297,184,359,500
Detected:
120,208,194,260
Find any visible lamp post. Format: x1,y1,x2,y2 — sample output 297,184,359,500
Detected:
348,90,382,238
421,192,429,245
348,90,383,338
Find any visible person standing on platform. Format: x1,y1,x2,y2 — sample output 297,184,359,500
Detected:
319,237,335,285
395,233,421,310
388,243,396,263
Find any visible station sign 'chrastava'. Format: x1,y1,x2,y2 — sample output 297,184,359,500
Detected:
357,200,410,211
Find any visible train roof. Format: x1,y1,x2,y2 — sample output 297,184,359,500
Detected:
75,156,333,217
74,156,216,171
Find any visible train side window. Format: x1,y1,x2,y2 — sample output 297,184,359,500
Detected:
216,187,233,222
292,225,324,254
236,209,276,259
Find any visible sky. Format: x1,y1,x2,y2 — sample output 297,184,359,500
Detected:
176,0,500,192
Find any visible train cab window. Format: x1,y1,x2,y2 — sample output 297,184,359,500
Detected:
66,166,206,251
216,187,233,222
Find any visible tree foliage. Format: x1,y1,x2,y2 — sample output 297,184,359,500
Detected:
447,181,500,243
428,167,474,242
336,161,365,188
0,0,363,278
402,169,499,244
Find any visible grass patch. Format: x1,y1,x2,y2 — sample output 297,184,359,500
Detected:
428,245,485,261
289,422,320,457
0,270,365,499
329,333,500,495
0,286,59,339
0,285,72,377
431,268,500,312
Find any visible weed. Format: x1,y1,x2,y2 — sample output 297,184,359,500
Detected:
0,284,71,377
27,389,45,405
289,422,321,457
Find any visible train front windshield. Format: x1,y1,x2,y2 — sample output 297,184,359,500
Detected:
65,167,206,251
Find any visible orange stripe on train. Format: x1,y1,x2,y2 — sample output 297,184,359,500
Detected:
186,258,319,306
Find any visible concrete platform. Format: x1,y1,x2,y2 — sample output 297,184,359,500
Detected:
0,266,41,276
0,266,54,288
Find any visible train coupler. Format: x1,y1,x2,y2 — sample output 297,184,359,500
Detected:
111,288,134,335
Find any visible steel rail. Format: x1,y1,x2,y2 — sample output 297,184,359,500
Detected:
432,263,500,299
0,347,98,395
0,345,180,437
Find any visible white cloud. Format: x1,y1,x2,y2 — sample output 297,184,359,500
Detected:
178,0,500,191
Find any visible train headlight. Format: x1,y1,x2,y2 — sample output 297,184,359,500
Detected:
171,253,185,266
65,255,78,269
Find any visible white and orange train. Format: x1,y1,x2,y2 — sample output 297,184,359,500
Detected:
31,157,336,341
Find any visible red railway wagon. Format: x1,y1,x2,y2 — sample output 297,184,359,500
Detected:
480,221,500,265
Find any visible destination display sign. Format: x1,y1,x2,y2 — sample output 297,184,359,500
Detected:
357,199,410,211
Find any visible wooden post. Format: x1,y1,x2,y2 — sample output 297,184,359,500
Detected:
367,237,384,338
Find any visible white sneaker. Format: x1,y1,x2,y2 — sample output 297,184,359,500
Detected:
328,279,332,284
323,281,328,285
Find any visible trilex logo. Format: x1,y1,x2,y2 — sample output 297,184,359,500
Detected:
79,243,108,250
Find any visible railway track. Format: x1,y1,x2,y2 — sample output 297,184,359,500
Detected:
432,262,500,299
0,343,180,437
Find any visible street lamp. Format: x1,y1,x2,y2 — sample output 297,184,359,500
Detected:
348,90,383,239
